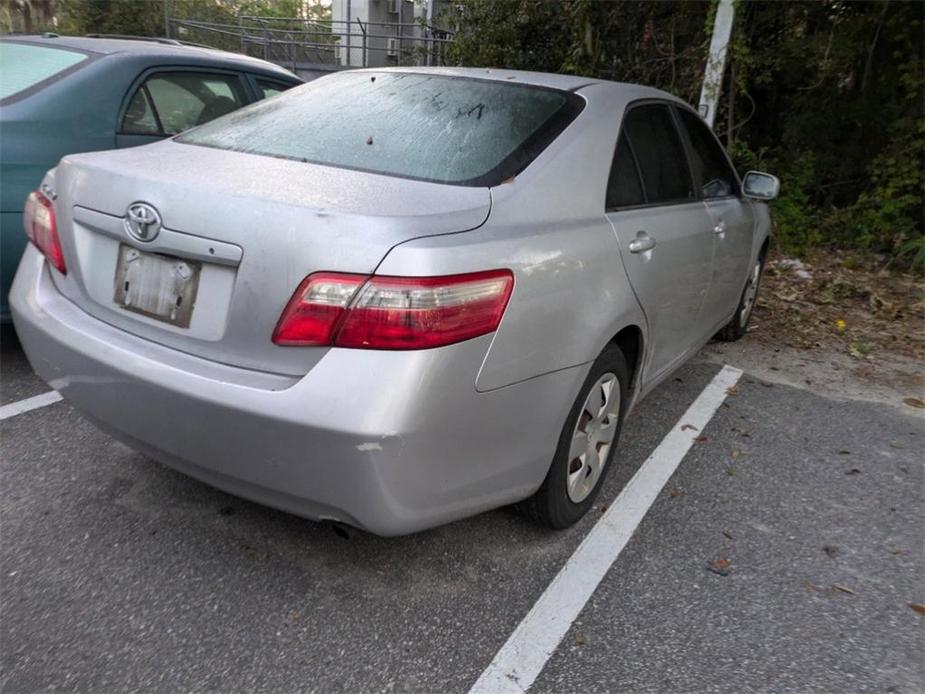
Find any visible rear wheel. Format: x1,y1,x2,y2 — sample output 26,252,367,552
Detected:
522,344,629,529
716,253,765,342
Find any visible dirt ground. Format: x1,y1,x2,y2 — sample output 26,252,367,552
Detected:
703,251,925,415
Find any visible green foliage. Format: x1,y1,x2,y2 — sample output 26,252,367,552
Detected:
896,236,925,273
443,0,924,270
10,0,318,38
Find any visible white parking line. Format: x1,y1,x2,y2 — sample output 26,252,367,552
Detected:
0,390,62,421
469,364,743,694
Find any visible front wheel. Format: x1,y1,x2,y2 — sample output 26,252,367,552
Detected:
521,344,629,529
716,254,765,342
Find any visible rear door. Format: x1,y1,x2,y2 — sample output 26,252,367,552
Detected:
116,69,248,148
674,106,755,328
605,102,716,381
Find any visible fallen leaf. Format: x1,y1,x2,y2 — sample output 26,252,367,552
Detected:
722,530,734,540
837,450,851,455
681,424,699,432
902,398,925,409
669,489,682,498
802,579,823,592
696,436,709,443
575,632,587,646
832,584,856,595
910,604,925,616
707,558,731,576
366,136,374,145
845,468,862,475
823,545,839,559
726,385,739,396
835,318,847,331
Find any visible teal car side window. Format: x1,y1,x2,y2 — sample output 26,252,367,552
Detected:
120,71,247,137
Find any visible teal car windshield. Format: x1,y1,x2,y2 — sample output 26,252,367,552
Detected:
0,43,89,100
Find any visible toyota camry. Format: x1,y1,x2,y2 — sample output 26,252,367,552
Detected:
10,67,778,535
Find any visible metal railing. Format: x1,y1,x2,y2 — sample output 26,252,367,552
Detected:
167,16,453,72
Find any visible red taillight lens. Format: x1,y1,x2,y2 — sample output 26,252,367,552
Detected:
272,272,368,345
335,270,514,349
273,269,514,350
23,191,66,274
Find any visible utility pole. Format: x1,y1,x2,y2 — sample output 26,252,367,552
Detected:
163,0,170,39
698,0,735,129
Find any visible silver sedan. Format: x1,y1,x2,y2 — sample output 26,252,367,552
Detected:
11,68,778,535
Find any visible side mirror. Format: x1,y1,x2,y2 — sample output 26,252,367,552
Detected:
742,171,780,201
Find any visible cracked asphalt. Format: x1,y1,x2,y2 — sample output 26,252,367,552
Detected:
2,324,923,693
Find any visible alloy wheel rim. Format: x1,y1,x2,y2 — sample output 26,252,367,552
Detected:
739,261,762,327
566,372,621,504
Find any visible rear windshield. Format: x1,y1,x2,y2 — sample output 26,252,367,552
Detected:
0,42,89,101
177,72,584,186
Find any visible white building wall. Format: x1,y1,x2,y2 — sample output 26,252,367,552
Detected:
332,0,449,67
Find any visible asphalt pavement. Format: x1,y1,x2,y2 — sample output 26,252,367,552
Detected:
1,325,922,693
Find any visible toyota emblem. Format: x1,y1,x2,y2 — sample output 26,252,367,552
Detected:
123,202,162,243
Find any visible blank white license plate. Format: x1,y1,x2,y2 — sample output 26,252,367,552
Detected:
113,244,201,328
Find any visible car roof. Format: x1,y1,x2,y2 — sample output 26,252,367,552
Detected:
1,34,298,80
356,66,680,102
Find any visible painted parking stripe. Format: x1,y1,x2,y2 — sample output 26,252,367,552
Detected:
469,364,743,694
0,391,62,421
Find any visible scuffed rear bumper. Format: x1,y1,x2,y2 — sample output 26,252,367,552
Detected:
10,247,585,535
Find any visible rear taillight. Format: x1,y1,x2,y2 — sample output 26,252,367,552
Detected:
23,191,66,275
273,270,514,350
272,272,367,345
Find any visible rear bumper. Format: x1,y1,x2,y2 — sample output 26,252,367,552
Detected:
10,247,585,535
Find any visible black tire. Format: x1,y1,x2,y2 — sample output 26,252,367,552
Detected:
716,252,766,342
521,343,630,529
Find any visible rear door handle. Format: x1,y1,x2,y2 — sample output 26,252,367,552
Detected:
628,232,657,254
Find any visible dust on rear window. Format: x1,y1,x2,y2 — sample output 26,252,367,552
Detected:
0,43,89,100
176,72,584,186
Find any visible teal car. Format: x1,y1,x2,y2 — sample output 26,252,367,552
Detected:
0,35,300,321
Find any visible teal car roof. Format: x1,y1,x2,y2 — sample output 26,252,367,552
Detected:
0,35,298,80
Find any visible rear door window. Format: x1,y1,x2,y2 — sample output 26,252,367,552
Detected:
676,107,739,198
606,133,645,209
622,104,694,204
0,42,89,102
121,72,247,136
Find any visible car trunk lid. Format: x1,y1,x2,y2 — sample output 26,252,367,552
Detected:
48,140,491,376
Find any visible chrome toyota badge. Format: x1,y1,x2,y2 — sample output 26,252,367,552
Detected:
123,202,162,243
